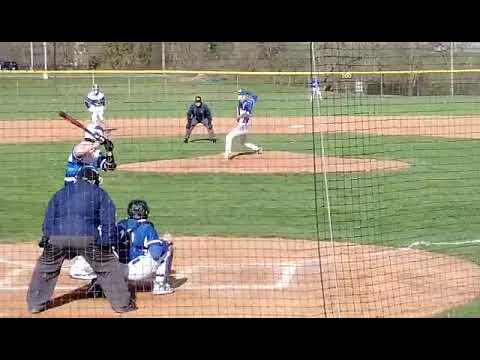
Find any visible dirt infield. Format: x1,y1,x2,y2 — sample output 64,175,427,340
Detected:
118,151,410,174
1,238,479,318
3,115,480,144
2,115,480,317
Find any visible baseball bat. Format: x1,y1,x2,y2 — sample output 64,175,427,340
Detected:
59,111,106,142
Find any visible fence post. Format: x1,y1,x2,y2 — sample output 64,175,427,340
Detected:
380,73,383,98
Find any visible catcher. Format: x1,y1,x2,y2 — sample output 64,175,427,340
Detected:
183,96,217,143
70,199,175,295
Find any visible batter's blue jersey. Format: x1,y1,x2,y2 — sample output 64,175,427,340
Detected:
237,94,258,116
117,218,168,262
64,146,108,184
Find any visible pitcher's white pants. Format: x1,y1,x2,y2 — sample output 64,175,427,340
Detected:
224,126,261,159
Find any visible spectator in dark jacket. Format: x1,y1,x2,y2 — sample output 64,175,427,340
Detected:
26,166,136,314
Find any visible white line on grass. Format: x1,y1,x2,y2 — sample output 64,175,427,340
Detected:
406,240,480,249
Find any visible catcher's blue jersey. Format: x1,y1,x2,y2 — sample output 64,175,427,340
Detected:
64,146,107,184
117,218,168,262
237,94,258,116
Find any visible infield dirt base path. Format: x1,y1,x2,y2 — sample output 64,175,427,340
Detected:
1,238,480,318
3,115,480,144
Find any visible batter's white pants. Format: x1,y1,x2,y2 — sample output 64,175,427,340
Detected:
89,106,105,127
224,126,261,159
70,246,173,285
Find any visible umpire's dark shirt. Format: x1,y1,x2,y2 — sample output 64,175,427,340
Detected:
42,180,117,246
187,103,212,121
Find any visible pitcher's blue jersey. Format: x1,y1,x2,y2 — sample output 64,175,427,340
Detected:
64,146,108,184
117,218,168,262
237,94,258,116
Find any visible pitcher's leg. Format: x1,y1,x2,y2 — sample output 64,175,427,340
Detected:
225,128,240,159
240,133,262,153
244,142,262,152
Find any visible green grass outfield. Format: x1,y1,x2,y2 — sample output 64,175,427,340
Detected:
2,132,480,316
2,74,480,119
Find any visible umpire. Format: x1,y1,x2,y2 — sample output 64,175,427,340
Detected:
26,166,136,314
184,95,217,143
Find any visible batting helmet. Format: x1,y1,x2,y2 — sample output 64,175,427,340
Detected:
76,166,102,186
127,199,150,220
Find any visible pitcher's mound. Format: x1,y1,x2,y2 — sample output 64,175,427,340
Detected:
118,151,410,174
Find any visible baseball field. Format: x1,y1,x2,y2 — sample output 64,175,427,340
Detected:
2,74,480,317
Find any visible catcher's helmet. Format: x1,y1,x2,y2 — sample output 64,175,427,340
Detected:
76,166,102,186
84,124,105,142
127,199,150,220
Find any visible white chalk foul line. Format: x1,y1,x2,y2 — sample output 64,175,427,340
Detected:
169,262,299,291
406,239,480,249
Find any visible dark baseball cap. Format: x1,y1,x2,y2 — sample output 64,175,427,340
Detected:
195,96,202,102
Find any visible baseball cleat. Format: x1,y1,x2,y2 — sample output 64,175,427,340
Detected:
113,300,138,313
211,138,217,143
256,147,263,154
153,281,175,295
29,306,46,314
183,138,189,143
28,301,51,314
224,153,231,160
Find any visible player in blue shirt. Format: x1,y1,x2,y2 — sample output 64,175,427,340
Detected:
64,124,116,185
70,199,175,295
309,77,323,101
224,89,263,160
